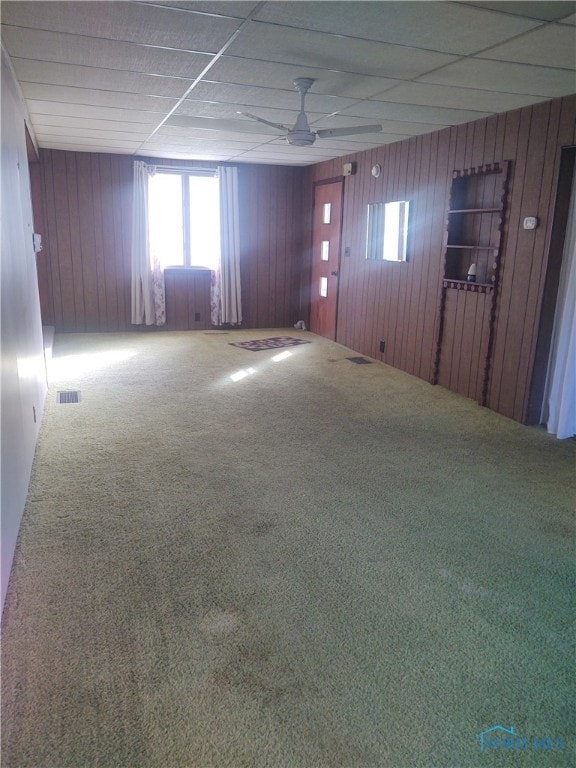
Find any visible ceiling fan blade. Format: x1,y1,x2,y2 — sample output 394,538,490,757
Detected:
316,124,383,138
237,112,289,132
165,115,273,133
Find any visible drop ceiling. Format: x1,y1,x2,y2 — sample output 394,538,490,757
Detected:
2,1,575,166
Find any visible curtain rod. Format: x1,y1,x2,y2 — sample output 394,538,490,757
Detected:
149,164,219,174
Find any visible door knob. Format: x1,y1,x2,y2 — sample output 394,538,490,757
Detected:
331,271,339,277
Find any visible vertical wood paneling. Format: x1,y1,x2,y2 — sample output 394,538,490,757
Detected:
36,93,574,424
305,94,576,424
38,152,305,332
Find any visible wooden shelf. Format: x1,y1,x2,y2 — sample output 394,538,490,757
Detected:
434,160,511,406
443,279,493,293
446,244,498,250
448,207,501,214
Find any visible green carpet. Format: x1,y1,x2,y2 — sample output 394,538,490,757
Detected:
2,330,574,767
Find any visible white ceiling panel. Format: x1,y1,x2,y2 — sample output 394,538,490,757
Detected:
142,150,234,161
19,83,179,112
225,23,458,80
33,125,152,141
1,1,244,51
11,58,193,97
1,27,213,78
1,0,573,165
141,137,265,151
477,23,576,68
165,114,283,135
187,81,359,112
27,101,167,125
152,127,280,143
315,135,412,149
175,99,328,124
33,134,143,149
337,100,490,125
34,142,143,155
310,114,447,136
30,114,154,136
151,2,259,17
254,1,542,55
379,82,548,112
209,58,400,99
465,2,576,21
418,58,576,97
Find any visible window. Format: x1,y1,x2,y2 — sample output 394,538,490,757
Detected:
148,171,220,270
366,200,411,262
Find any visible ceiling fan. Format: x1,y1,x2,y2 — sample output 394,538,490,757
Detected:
238,78,382,147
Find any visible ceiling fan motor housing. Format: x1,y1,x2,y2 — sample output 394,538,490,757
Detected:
287,131,316,146
288,109,316,145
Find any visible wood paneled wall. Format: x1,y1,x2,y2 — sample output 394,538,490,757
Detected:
304,95,576,424
40,150,134,331
38,152,306,333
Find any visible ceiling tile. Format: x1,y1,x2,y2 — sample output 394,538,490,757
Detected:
187,81,359,112
208,58,400,99
141,149,235,161
27,101,168,124
477,24,576,68
2,0,573,164
36,142,140,155
225,23,458,79
337,100,490,125
1,27,213,78
30,114,155,136
378,82,549,112
464,2,576,21
19,83,179,112
175,99,327,124
140,136,259,153
11,58,192,97
0,1,243,51
165,114,283,135
310,113,445,136
418,58,576,97
254,1,542,55
154,126,279,142
33,125,151,142
150,2,259,17
34,134,142,149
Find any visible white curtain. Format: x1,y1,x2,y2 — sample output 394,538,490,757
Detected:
131,161,165,326
211,165,242,326
541,173,576,439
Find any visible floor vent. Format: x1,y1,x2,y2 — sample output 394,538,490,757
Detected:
56,390,81,404
347,356,372,365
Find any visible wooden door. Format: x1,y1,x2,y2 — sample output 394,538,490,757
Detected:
310,180,343,340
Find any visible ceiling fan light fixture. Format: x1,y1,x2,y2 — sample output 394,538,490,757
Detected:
287,131,317,147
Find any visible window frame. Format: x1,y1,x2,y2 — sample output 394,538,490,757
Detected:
150,169,220,270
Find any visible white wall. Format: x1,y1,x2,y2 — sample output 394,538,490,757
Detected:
1,46,47,611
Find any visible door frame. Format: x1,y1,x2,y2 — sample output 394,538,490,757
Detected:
526,145,576,424
310,176,345,340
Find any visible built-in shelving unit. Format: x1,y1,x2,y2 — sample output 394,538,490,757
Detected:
433,162,511,404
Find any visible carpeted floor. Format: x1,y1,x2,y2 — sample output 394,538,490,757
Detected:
2,329,574,768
